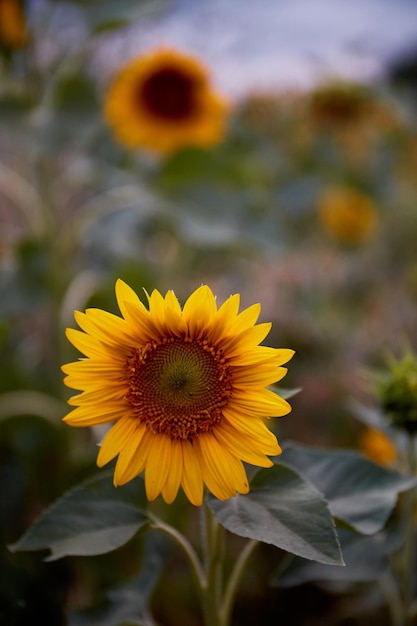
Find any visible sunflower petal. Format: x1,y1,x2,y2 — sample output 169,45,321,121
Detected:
197,433,249,500
97,418,138,466
144,434,172,501
161,440,183,504
183,285,217,337
113,425,150,486
115,278,145,319
214,419,280,465
181,440,204,506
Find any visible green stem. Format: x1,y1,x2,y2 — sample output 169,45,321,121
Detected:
200,503,225,626
149,518,206,592
220,539,258,626
380,571,405,626
152,506,254,626
404,434,417,626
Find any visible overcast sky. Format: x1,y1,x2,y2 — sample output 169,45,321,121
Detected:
109,0,417,97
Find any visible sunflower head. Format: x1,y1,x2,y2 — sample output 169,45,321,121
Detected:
374,350,417,435
0,0,28,48
358,427,397,466
318,186,378,244
103,48,229,154
308,81,372,128
62,281,294,506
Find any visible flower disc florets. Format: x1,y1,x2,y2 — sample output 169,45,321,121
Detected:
126,336,232,439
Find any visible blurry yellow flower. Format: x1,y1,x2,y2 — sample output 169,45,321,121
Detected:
103,48,229,154
308,81,372,128
359,427,397,466
62,281,294,505
0,0,28,48
318,186,378,244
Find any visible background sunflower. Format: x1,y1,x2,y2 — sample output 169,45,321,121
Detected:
103,48,229,154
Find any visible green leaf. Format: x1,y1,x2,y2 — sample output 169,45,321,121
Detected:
348,398,394,434
208,463,343,566
68,532,167,626
9,472,150,561
52,72,98,112
273,528,395,588
280,442,417,534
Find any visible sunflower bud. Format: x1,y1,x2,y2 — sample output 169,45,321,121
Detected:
375,350,417,434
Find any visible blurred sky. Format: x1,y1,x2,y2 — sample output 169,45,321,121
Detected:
104,0,417,97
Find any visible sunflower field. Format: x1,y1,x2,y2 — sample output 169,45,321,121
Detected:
2,2,417,625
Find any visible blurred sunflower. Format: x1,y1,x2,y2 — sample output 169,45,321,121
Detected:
318,186,378,244
0,0,28,48
103,48,229,154
359,427,397,466
62,281,294,505
308,81,372,128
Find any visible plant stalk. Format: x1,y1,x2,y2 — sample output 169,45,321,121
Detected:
404,434,417,626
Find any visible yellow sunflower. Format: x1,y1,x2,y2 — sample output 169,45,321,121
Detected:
318,186,378,244
308,81,372,128
0,0,28,48
103,48,229,154
359,427,397,466
62,281,294,505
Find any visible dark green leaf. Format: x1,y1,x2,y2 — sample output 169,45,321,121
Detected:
273,528,393,588
280,442,417,534
208,463,343,565
52,72,98,112
68,532,167,626
349,399,397,437
9,472,150,560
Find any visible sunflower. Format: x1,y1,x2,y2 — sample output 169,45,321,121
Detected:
62,281,294,505
103,48,229,154
318,186,378,244
359,427,396,466
308,81,372,128
0,0,28,48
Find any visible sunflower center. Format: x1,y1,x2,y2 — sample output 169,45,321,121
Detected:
138,67,198,121
126,337,233,439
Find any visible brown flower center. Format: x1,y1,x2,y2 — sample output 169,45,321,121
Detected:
126,337,233,439
138,66,199,121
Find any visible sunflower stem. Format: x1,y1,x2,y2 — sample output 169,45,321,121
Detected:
219,539,258,626
403,434,417,625
149,518,206,592
201,503,226,626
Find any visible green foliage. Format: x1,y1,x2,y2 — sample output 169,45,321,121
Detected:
280,442,417,534
9,472,150,560
67,533,167,626
209,463,342,565
373,349,417,434
272,528,396,588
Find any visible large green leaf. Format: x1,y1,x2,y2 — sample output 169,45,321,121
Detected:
280,442,417,534
208,463,343,565
273,528,395,588
68,532,167,626
9,472,150,561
